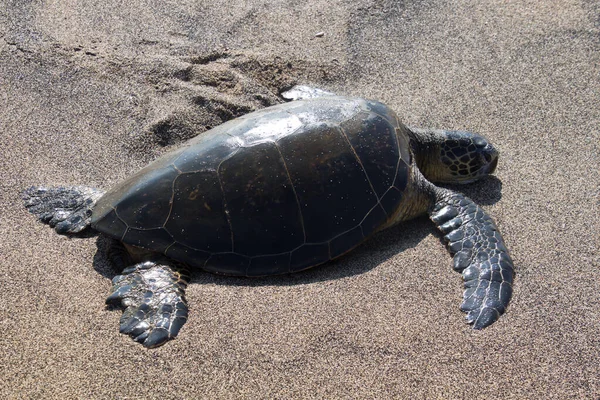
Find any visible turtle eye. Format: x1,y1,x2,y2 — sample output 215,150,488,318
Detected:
484,152,493,163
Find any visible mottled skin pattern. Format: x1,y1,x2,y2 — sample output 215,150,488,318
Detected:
22,86,514,348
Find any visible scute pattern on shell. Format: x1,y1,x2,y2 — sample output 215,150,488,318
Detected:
91,97,412,276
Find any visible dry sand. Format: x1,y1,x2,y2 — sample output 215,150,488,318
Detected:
1,0,599,398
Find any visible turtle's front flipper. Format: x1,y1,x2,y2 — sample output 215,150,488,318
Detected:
22,186,104,234
106,258,190,348
430,189,514,329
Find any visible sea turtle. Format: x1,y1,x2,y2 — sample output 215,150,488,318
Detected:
23,86,514,348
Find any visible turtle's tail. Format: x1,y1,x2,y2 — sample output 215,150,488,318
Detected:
22,186,105,234
429,188,514,329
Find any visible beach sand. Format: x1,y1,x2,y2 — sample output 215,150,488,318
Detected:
1,0,598,398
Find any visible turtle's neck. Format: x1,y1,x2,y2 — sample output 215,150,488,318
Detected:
378,163,436,231
405,127,448,183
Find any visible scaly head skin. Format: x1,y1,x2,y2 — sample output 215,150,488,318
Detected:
408,128,499,184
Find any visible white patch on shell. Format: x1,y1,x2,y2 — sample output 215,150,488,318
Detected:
291,98,364,127
227,112,304,146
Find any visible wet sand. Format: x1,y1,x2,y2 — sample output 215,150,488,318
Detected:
1,0,598,398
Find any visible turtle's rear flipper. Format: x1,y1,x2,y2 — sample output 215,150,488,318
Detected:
106,259,190,348
430,189,514,329
22,186,104,234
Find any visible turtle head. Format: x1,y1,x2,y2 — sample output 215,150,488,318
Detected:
410,128,499,184
436,131,499,183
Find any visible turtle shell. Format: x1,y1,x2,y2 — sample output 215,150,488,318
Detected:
91,97,412,276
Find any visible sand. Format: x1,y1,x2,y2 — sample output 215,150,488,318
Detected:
1,0,599,398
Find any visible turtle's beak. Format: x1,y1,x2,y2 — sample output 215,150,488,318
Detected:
475,135,499,176
486,154,499,175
